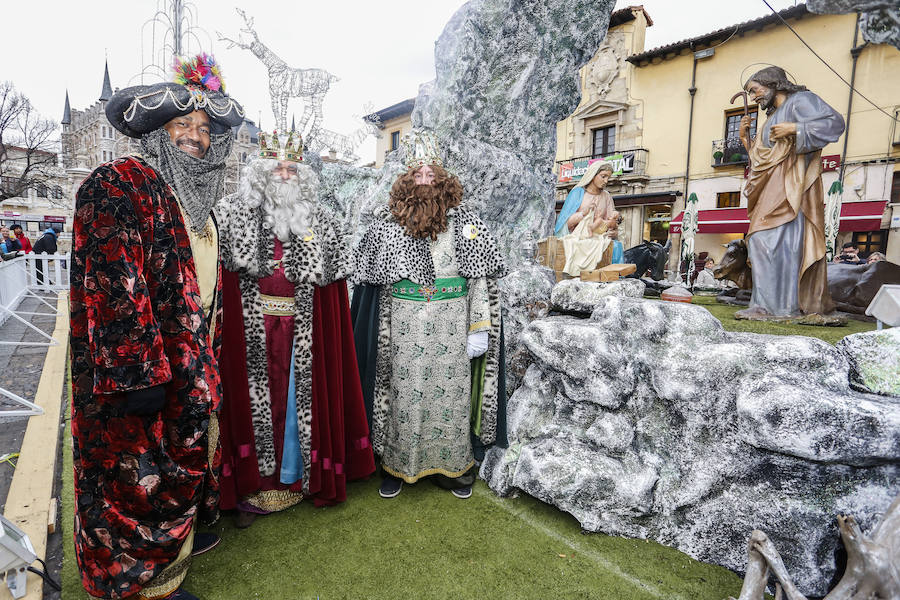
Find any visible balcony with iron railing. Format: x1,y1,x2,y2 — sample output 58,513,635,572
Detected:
555,148,649,183
711,136,754,167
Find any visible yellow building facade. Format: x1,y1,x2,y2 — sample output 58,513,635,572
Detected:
556,4,900,268
365,98,415,168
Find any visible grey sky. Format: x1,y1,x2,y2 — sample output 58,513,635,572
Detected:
1,0,800,162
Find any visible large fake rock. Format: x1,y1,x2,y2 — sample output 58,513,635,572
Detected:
481,296,900,596
318,162,389,248
808,1,900,49
348,0,617,266
550,278,645,314
837,327,900,397
500,265,557,398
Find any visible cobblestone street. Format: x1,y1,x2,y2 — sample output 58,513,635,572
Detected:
0,295,65,600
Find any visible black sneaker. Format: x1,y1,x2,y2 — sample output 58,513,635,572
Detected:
379,476,403,498
451,486,472,499
235,510,257,529
191,532,220,556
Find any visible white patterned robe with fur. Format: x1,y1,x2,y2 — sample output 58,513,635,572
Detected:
353,205,506,481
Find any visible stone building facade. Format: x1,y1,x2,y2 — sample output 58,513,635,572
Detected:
553,6,680,251
364,98,414,168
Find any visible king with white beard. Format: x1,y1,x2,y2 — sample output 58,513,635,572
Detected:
214,132,374,528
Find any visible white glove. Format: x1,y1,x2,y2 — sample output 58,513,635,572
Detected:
466,331,489,358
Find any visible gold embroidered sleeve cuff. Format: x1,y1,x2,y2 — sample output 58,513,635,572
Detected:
468,320,491,333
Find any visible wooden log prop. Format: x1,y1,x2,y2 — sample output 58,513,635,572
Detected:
537,237,566,272
580,263,637,282
729,493,900,600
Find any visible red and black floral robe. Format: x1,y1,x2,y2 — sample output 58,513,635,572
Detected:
70,156,223,599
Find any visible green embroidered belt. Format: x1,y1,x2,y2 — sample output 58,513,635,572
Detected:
391,277,467,302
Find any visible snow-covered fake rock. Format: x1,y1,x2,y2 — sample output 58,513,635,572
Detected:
481,296,900,596
550,278,646,314
837,327,900,397
331,0,617,270
403,0,616,265
500,265,557,398
808,1,900,49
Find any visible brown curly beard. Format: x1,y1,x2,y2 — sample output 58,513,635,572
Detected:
389,165,462,240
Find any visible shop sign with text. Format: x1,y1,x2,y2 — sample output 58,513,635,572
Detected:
558,151,636,183
821,155,840,172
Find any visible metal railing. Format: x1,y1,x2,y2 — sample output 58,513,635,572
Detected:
23,252,69,293
712,137,750,166
0,253,68,417
0,252,68,328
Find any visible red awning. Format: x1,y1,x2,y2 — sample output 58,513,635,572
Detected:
838,200,888,232
670,200,887,234
670,208,749,234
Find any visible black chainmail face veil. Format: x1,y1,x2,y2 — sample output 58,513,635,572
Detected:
140,128,234,232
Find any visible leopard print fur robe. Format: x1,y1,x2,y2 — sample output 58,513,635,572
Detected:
215,194,351,491
353,204,507,286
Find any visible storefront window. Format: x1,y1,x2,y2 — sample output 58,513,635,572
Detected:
852,230,887,256
716,191,741,208
643,204,672,244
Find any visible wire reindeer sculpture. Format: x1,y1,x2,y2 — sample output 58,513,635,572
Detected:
309,120,380,163
219,9,338,136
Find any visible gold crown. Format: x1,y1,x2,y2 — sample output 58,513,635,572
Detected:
258,129,303,162
403,129,442,170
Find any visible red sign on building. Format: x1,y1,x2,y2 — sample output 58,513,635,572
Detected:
821,154,840,172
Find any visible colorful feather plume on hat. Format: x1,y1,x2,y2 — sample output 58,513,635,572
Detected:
172,53,225,93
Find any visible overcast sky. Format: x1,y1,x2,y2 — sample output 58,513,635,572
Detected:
1,0,802,162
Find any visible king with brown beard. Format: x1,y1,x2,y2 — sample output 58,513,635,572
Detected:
352,130,507,500
214,133,374,529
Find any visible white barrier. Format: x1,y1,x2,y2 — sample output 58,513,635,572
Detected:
22,253,70,293
0,253,68,340
0,258,28,327
0,254,67,416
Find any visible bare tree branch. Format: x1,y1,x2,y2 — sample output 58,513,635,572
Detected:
0,81,60,203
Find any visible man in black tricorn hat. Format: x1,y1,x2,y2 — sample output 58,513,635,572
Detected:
70,54,243,600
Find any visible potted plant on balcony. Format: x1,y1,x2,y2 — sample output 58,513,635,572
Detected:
713,150,724,165
729,152,745,163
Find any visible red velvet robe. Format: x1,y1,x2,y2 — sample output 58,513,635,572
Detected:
70,156,223,599
218,238,374,510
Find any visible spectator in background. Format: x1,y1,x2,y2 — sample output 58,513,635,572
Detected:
867,252,886,265
694,257,719,289
834,242,864,265
11,224,32,253
1,226,22,254
32,227,58,254
32,227,59,284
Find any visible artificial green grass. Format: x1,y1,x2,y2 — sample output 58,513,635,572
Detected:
58,298,866,599
691,296,876,344
62,447,745,599
58,298,868,599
